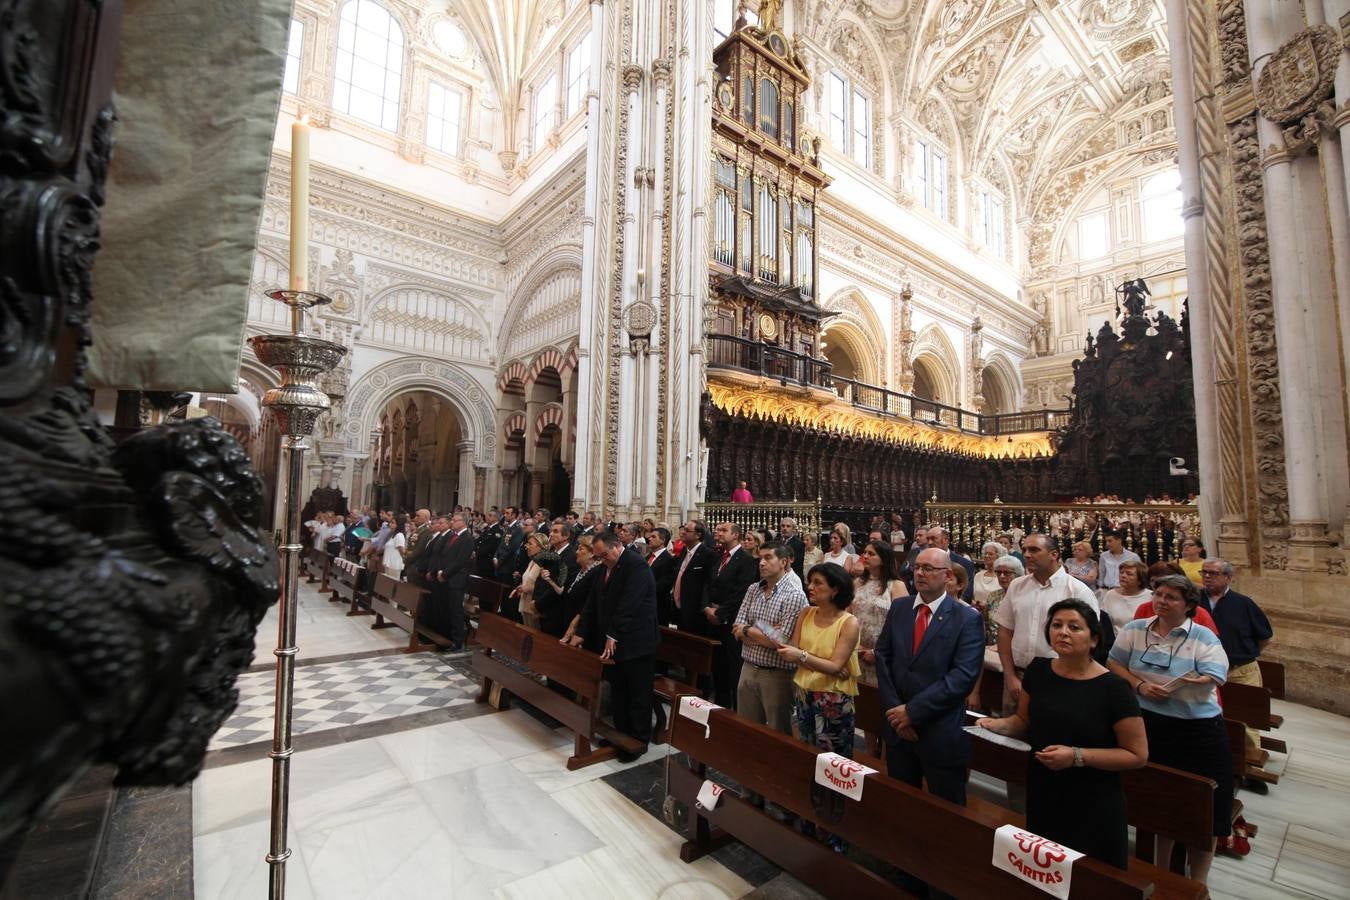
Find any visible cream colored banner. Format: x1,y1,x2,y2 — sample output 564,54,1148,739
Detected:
89,0,291,392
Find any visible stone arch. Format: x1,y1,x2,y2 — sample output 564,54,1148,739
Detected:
345,358,495,465
503,411,526,442
820,320,882,386
533,403,564,440
364,282,492,361
980,353,1021,414
500,248,583,362
497,360,529,394
912,324,961,405
525,346,567,387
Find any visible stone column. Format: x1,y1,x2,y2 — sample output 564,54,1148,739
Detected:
1164,0,1227,554
1246,0,1350,569
457,440,475,510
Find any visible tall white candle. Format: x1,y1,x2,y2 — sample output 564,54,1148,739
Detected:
289,117,311,292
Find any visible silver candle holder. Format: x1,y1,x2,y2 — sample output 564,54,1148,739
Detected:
248,289,346,900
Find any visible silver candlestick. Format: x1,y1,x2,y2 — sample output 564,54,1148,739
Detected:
248,289,346,900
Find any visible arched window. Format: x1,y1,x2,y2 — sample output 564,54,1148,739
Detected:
333,0,405,132
826,70,873,170
1141,170,1183,241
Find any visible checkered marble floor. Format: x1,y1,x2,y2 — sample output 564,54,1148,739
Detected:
211,653,478,750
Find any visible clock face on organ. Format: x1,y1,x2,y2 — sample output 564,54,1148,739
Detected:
759,313,778,340
717,81,734,111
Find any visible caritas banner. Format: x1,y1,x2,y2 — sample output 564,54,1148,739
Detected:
677,695,722,737
695,779,726,811
813,752,877,801
992,825,1085,900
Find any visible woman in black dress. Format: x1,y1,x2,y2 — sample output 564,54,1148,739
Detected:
977,598,1148,868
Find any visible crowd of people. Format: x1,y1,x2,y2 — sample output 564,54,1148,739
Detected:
305,503,1274,881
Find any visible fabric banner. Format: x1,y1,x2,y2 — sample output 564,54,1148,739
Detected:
677,695,722,737
991,825,1085,900
88,0,292,392
695,779,726,812
812,752,877,801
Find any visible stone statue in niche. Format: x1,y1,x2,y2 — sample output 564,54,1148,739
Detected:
0,0,279,848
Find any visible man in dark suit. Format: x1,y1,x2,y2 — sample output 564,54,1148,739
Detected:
403,508,434,585
704,521,759,708
874,547,984,810
646,526,678,626
550,521,579,590
928,526,975,601
425,513,473,650
474,509,503,579
493,506,524,582
778,516,805,581
672,519,715,634
568,531,658,760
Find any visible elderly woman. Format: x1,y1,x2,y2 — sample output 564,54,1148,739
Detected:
821,528,855,569
1108,574,1232,883
967,554,1025,709
1064,540,1098,592
801,531,824,570
850,540,908,684
978,599,1147,869
973,541,1008,606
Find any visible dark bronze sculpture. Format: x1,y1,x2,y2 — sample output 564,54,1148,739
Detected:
0,0,278,849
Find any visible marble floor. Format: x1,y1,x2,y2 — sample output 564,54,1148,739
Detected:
195,584,1350,899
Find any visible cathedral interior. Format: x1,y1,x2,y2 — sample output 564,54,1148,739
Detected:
4,0,1350,898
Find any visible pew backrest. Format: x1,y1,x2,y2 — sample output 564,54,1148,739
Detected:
1258,659,1285,699
474,612,607,703
670,708,1161,900
467,574,507,614
656,627,719,678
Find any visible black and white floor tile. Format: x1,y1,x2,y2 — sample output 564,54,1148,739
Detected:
211,653,478,750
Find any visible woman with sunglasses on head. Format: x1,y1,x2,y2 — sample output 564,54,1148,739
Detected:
1107,574,1233,883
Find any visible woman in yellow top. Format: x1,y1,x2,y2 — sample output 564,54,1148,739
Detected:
778,562,861,758
1178,538,1205,586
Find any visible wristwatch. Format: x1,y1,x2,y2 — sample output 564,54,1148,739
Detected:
1072,747,1084,768
799,649,808,663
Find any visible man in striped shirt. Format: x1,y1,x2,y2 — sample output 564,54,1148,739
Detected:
732,543,808,735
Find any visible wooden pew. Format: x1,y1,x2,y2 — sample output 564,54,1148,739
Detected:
472,612,643,769
1257,659,1285,700
977,665,1005,713
1222,681,1287,765
329,559,371,617
853,680,1215,875
369,573,448,653
302,547,325,584
650,627,720,744
669,707,1206,900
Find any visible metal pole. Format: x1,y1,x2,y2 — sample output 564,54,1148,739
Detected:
249,289,346,900
266,433,307,897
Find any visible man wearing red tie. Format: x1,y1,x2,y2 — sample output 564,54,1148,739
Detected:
874,547,983,808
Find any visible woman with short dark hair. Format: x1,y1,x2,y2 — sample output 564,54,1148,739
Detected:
1108,574,1232,883
978,598,1147,869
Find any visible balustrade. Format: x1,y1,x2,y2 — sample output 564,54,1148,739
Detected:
924,501,1202,559
699,499,822,538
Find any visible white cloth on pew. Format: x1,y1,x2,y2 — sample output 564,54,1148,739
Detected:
813,752,877,801
678,695,722,737
696,779,727,811
992,824,1085,900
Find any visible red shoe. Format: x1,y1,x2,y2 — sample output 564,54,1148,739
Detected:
1216,836,1252,858
1234,815,1258,837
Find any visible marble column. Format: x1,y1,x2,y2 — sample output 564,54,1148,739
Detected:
457,440,475,510
1245,0,1349,569
1164,0,1226,554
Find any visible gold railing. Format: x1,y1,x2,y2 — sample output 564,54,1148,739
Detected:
924,501,1202,557
699,499,822,538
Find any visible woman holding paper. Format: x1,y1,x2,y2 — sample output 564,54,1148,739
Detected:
977,598,1147,869
1107,574,1231,883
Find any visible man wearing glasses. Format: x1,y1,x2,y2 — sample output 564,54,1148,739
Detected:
1199,558,1273,762
874,548,984,811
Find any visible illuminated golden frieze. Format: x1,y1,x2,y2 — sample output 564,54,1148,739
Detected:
706,379,1055,460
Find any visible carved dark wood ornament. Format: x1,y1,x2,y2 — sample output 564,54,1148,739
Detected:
0,0,280,848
